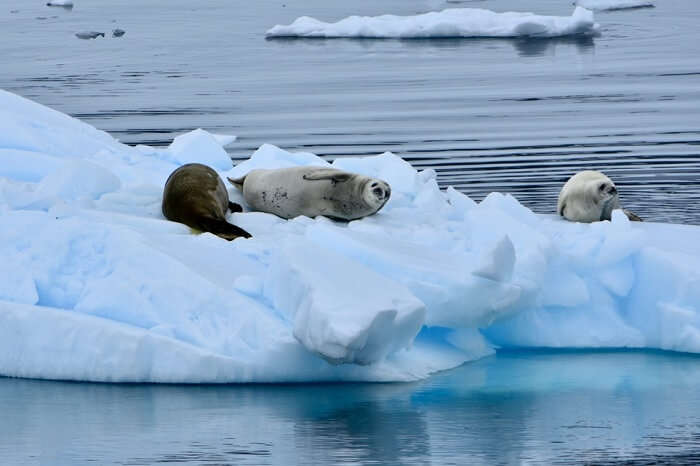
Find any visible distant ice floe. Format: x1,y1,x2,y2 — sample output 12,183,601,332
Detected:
266,7,598,39
46,0,73,6
1,88,700,384
76,31,104,40
574,0,653,11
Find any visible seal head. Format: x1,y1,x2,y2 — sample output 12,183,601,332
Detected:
361,178,391,213
557,170,641,223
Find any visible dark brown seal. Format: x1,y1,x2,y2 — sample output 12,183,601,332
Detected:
162,163,251,241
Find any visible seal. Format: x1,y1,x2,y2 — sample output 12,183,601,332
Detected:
162,163,252,240
557,170,642,223
228,166,391,220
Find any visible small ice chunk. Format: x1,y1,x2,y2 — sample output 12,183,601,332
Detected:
47,0,73,6
76,31,104,40
212,133,237,147
575,0,653,11
168,128,233,170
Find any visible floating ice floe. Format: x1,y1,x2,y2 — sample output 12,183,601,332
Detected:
76,31,104,40
574,0,654,11
1,88,699,384
266,6,598,39
46,0,73,7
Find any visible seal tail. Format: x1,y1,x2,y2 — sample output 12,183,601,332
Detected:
227,176,246,191
228,202,243,213
623,209,643,222
198,218,252,241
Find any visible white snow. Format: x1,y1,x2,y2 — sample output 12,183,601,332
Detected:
266,7,598,39
1,88,700,383
574,0,653,11
47,0,73,6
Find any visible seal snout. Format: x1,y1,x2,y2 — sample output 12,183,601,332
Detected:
370,181,390,201
598,182,617,197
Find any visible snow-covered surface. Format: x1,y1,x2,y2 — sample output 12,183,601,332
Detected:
574,0,653,11
266,7,598,39
1,89,699,383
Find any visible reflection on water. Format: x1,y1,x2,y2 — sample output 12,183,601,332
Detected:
2,350,700,465
512,35,595,57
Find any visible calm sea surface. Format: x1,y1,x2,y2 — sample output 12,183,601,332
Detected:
1,0,699,223
2,2,700,464
2,350,700,465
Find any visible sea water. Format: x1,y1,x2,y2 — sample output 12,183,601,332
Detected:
2,350,700,465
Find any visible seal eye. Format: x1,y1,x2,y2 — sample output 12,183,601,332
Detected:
371,182,378,188
599,183,606,192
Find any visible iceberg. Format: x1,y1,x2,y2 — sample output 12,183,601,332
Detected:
574,0,654,11
266,7,598,39
1,88,699,383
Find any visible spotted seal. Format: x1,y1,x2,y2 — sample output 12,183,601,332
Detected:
228,166,391,220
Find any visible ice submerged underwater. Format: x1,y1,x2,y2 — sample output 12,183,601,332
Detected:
0,89,699,384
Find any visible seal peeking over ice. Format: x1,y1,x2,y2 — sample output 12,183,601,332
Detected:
162,163,252,241
229,166,390,220
557,170,642,222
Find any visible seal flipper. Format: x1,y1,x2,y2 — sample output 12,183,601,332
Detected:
623,209,643,222
197,218,252,241
228,202,243,213
302,170,352,183
227,176,246,191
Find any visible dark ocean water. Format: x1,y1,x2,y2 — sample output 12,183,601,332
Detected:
2,350,700,465
1,0,699,223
